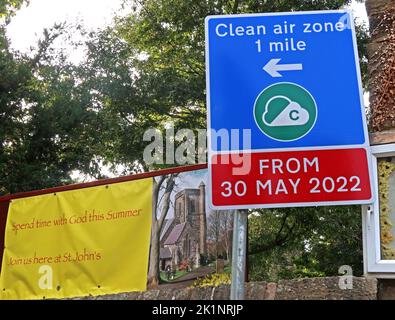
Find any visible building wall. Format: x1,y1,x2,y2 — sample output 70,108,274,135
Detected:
160,219,175,247
163,185,207,268
174,194,185,224
165,224,199,267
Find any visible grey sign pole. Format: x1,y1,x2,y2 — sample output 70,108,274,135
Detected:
230,209,248,300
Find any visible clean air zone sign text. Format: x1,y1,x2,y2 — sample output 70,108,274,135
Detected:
205,10,373,209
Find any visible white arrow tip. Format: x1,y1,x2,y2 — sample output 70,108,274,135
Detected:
263,58,282,78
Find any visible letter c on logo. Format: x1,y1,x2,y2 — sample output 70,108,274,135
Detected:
289,110,299,121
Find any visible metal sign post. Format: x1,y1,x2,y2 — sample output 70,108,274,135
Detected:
230,210,248,300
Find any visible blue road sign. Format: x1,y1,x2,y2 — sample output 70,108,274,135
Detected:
205,10,369,152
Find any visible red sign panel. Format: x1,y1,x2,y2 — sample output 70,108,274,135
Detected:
210,148,372,209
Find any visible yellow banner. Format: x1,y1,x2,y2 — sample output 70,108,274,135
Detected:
0,178,152,300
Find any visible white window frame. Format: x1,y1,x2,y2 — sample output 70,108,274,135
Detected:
364,143,395,275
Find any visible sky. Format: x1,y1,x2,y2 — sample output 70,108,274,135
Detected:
6,0,368,54
6,0,125,53
350,0,368,24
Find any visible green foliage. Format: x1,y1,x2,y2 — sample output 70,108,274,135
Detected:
0,0,27,21
160,269,188,282
79,28,161,173
355,21,370,91
0,24,102,195
248,206,363,281
82,0,369,172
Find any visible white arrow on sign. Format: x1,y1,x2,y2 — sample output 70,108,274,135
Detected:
263,58,303,78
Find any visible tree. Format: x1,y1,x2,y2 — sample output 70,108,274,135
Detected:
248,205,363,281
207,210,233,260
0,0,26,19
221,211,233,261
80,0,368,173
208,211,222,258
148,173,177,288
0,21,103,195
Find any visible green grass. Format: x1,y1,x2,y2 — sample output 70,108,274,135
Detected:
160,269,189,282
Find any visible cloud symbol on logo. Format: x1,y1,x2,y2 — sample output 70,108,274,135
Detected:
262,96,310,127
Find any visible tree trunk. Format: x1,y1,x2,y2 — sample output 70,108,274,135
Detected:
147,220,160,288
147,174,176,289
366,0,395,131
147,175,164,289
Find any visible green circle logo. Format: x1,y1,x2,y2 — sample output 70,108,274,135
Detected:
254,82,317,142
